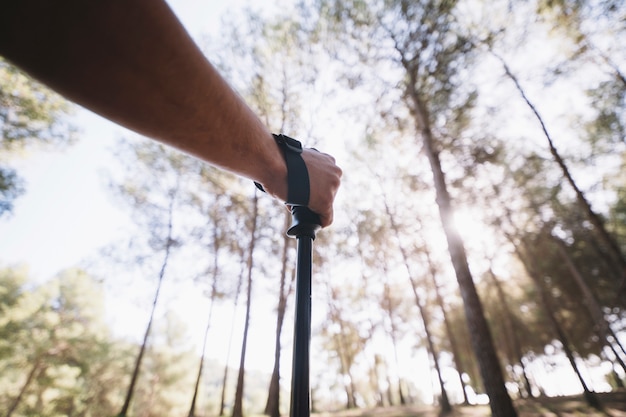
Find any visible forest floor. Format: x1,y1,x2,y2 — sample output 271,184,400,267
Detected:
311,391,626,417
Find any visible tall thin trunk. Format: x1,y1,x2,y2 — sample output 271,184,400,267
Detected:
218,251,246,417
338,331,358,406
118,188,177,417
425,247,470,404
371,354,386,406
385,372,395,406
511,235,601,409
264,212,294,417
356,227,405,406
384,200,451,414
485,267,534,399
383,282,407,406
232,192,259,417
379,262,406,406
189,299,215,417
389,318,407,405
327,288,358,409
6,361,42,417
408,80,518,417
494,52,626,290
553,237,626,375
602,349,626,389
189,226,221,417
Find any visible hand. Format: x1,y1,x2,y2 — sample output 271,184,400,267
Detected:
300,148,342,228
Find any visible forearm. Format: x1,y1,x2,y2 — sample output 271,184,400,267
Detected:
0,0,287,197
1,0,341,226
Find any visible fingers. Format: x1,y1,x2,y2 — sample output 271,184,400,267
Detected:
301,148,342,228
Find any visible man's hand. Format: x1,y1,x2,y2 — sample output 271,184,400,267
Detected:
301,148,342,228
260,146,342,228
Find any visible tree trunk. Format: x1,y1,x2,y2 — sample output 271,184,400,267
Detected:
408,83,517,417
370,354,386,407
553,237,626,375
384,199,451,414
358,230,406,407
219,250,246,416
188,228,220,417
6,360,42,417
388,319,407,406
426,247,470,405
189,300,215,417
495,52,626,291
486,267,534,399
379,262,406,406
118,188,177,417
327,290,358,409
264,212,293,417
512,236,601,409
337,328,358,409
232,192,259,417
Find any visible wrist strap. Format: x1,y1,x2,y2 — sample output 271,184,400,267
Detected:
255,134,310,206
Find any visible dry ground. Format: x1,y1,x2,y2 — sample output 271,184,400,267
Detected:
311,391,626,417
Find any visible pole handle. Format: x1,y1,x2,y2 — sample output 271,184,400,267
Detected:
287,206,321,239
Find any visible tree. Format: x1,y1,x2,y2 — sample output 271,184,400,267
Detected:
264,212,295,417
186,164,245,417
352,200,411,407
315,1,518,413
0,60,75,216
218,244,247,417
0,268,124,417
493,51,626,295
514,232,601,408
427,252,471,404
128,311,197,417
320,283,369,409
107,140,196,416
232,191,260,417
484,264,534,399
384,197,452,414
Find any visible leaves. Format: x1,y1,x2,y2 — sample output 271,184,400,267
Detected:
0,60,76,217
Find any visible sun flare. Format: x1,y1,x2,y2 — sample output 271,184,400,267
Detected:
452,207,499,258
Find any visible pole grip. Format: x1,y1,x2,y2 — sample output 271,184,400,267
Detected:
287,206,321,239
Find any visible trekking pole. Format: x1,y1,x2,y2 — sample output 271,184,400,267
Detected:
287,206,321,417
254,133,321,417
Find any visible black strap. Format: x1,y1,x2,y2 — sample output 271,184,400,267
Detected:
255,134,310,206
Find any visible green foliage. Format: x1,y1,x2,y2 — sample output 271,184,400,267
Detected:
586,78,626,153
609,163,626,249
0,267,122,416
0,59,75,217
0,267,223,417
0,167,23,215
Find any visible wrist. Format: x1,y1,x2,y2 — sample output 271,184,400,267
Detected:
256,134,312,207
256,135,288,201
272,134,310,206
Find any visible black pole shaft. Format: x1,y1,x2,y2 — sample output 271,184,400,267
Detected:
287,206,320,417
290,235,313,417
